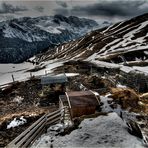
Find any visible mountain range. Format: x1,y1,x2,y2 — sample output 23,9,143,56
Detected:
35,13,148,67
0,15,111,63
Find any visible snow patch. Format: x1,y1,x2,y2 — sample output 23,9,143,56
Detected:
57,73,79,77
133,66,148,74
116,84,127,88
48,124,65,132
13,96,24,104
100,95,114,113
7,116,27,129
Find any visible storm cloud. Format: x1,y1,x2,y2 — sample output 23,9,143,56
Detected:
56,1,68,8
34,6,44,13
55,0,148,19
1,1,148,22
0,2,28,14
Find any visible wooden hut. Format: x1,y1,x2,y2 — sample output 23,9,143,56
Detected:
41,74,68,92
59,91,100,118
41,74,68,85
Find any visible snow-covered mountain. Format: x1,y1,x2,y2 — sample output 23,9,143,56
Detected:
0,15,108,63
35,13,148,67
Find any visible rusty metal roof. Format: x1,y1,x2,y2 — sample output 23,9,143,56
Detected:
66,91,99,107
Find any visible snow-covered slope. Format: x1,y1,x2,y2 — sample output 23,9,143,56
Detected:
36,13,148,67
0,15,105,63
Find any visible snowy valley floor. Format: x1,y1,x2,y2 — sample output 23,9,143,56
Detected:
0,59,148,87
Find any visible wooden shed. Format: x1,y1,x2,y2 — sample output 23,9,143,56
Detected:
41,74,68,85
59,91,100,118
41,74,68,92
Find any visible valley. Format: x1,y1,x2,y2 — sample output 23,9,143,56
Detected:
0,12,148,147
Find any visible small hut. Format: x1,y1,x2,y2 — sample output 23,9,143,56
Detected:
41,74,68,85
41,74,68,92
59,90,100,118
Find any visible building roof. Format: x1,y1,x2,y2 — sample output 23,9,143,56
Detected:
41,74,68,85
65,91,100,107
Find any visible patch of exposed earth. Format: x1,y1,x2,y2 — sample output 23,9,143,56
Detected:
0,78,58,147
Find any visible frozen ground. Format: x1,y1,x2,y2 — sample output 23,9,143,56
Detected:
0,60,64,86
32,113,144,148
0,58,148,86
90,60,148,75
0,62,34,85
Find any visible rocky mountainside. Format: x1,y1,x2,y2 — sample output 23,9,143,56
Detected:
0,15,105,63
35,13,148,67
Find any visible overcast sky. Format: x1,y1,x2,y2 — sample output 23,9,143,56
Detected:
0,0,148,22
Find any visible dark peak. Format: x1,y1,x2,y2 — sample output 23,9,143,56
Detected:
7,17,31,23
103,21,110,24
132,13,148,20
127,13,148,25
53,14,69,23
68,15,79,20
53,15,98,27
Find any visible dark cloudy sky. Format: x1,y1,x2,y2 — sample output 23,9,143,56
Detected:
0,0,148,22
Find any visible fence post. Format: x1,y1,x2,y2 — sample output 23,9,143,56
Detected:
11,74,15,82
60,107,64,123
45,115,48,133
30,72,32,78
45,70,47,75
